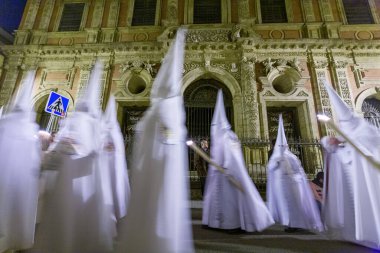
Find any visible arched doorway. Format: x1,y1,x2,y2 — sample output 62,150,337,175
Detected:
34,95,60,133
183,79,233,137
362,95,380,129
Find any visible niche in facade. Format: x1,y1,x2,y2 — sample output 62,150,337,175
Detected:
268,66,301,94
127,74,147,95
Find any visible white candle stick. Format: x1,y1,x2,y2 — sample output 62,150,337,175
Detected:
317,114,380,171
186,140,245,193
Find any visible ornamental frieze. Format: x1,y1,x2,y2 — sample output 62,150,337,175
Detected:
186,29,231,43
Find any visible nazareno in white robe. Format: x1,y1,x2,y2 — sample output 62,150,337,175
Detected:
202,90,274,232
0,112,41,252
114,29,194,253
100,95,130,220
31,112,115,253
323,81,380,249
30,61,116,253
266,114,323,232
0,71,41,252
321,136,357,242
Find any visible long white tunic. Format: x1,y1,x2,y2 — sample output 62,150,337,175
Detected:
31,113,115,253
115,97,194,253
203,129,274,232
267,150,323,231
321,137,356,242
0,112,40,252
324,118,380,249
100,113,130,220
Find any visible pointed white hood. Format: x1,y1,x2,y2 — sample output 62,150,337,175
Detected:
104,95,117,127
322,80,354,122
150,29,186,101
273,114,288,156
8,71,36,114
115,28,194,253
211,90,231,130
76,60,103,118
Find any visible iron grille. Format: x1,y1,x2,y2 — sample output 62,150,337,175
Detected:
343,0,374,24
260,0,287,23
193,0,222,24
132,0,157,26
58,3,85,32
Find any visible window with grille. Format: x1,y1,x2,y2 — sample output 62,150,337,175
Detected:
132,0,157,26
342,0,374,24
58,3,85,31
260,0,287,23
193,0,221,24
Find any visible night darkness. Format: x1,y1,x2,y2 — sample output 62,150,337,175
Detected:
0,0,27,33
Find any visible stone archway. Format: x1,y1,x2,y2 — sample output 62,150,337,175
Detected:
183,78,233,137
33,90,74,132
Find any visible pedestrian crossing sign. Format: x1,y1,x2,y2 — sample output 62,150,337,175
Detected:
45,91,70,117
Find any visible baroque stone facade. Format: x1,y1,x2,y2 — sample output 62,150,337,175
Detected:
1,0,380,140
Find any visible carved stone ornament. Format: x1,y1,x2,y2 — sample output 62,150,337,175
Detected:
312,60,328,69
262,90,275,96
333,60,348,69
297,90,309,97
186,29,231,43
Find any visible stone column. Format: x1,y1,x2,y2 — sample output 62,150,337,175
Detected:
237,0,252,24
102,0,120,43
77,64,93,101
309,58,334,136
241,57,260,138
163,0,178,26
38,0,56,30
107,0,120,27
0,59,22,106
91,0,105,28
23,0,42,30
301,0,315,22
329,57,354,108
318,0,334,22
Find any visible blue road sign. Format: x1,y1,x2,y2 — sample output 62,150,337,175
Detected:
45,91,70,117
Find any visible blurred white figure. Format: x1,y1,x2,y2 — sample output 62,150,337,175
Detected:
115,29,194,253
322,81,380,249
100,95,130,220
31,61,115,253
320,136,357,242
266,114,323,232
35,130,53,224
202,90,274,232
0,106,3,118
0,72,41,252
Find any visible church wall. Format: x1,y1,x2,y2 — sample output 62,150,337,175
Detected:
1,0,380,140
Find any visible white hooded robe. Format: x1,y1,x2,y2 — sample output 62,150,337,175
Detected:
322,81,380,249
100,95,130,220
31,61,115,253
266,114,323,232
0,72,40,252
114,29,194,253
202,90,274,232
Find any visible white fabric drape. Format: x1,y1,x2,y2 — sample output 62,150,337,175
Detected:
266,115,323,231
203,90,274,232
0,71,41,252
115,29,194,253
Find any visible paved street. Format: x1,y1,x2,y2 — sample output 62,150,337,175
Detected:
191,208,380,253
